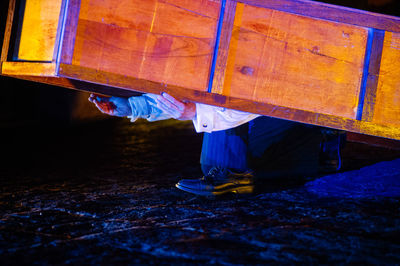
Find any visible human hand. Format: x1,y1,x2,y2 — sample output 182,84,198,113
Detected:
88,94,132,117
156,92,196,120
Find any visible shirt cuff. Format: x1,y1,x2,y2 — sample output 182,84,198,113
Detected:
192,103,261,133
192,103,215,133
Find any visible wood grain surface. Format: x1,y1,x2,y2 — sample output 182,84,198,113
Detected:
372,32,400,127
71,0,221,91
211,0,237,94
2,0,400,141
60,0,81,65
237,0,400,33
4,74,143,97
58,63,400,140
359,29,385,122
2,62,56,76
17,0,63,61
1,0,16,64
216,3,369,119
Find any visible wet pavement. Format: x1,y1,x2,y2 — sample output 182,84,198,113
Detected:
1,118,400,264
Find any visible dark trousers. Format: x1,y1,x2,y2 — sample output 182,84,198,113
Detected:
200,117,323,178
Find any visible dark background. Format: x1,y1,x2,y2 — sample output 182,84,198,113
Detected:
0,0,103,128
1,1,400,264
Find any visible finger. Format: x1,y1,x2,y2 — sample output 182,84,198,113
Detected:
89,93,102,100
156,95,179,112
94,100,116,115
93,101,107,114
157,99,181,119
95,95,111,103
157,94,186,117
161,92,185,111
90,97,102,105
88,94,96,103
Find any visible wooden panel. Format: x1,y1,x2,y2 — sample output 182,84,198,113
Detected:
237,0,400,33
1,62,56,76
211,0,237,94
216,3,369,119
60,0,81,64
359,29,385,121
52,0,69,64
1,0,16,64
347,132,400,151
2,0,399,141
372,32,400,127
5,75,142,98
58,63,400,140
70,0,221,91
17,0,63,61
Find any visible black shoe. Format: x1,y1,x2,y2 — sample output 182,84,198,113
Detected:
319,129,346,173
176,167,254,196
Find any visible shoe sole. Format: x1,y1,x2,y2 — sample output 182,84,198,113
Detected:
176,183,254,196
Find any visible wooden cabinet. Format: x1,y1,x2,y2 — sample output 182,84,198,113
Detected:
2,0,400,140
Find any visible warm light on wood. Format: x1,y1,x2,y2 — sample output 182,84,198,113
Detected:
373,32,400,127
71,0,221,91
17,0,62,61
2,62,57,76
217,4,368,119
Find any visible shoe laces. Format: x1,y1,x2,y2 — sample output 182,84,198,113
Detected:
203,167,254,184
203,167,228,183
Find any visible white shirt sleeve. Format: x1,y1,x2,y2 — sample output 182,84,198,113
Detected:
192,103,260,133
128,93,260,133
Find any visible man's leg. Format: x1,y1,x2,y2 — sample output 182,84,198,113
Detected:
176,117,306,195
200,117,299,175
248,117,323,178
200,123,249,175
176,116,339,195
176,123,253,195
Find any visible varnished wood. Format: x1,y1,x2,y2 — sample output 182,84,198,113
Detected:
359,29,385,122
0,0,16,65
17,0,63,61
2,62,57,76
1,0,400,142
372,32,400,127
9,66,400,148
58,63,400,140
218,3,369,119
211,0,237,94
53,0,70,63
70,0,221,91
347,132,400,151
60,0,81,64
4,74,142,97
237,0,400,33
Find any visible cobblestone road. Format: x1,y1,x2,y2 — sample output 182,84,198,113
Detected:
1,119,400,264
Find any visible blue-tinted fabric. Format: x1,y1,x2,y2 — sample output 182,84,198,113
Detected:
128,94,171,122
201,116,322,177
201,123,249,173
